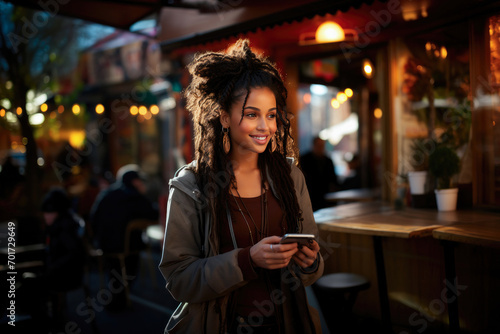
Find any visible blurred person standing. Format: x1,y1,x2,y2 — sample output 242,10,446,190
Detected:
300,136,339,211
89,164,159,310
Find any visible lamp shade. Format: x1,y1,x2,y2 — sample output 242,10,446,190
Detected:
315,21,345,43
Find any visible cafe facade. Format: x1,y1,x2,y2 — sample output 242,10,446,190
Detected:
4,0,498,332
154,0,500,332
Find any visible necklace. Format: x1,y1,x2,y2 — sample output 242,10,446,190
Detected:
230,177,268,245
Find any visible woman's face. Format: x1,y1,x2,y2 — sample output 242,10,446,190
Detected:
221,86,278,156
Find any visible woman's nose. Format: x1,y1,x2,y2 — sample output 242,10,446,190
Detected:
256,117,268,130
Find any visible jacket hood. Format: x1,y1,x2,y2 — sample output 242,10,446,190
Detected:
168,161,203,203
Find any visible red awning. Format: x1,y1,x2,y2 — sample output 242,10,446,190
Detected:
5,0,379,43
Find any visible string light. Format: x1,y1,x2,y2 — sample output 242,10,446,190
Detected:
96,104,105,114
130,106,138,116
150,105,159,115
72,104,81,115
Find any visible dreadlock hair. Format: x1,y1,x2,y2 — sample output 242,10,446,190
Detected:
184,39,303,238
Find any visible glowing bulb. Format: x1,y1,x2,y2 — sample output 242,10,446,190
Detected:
130,106,138,116
96,104,105,114
16,107,22,115
440,46,447,59
363,59,374,78
139,106,147,115
330,99,340,109
150,105,159,115
315,21,345,43
344,88,353,97
41,103,48,112
374,108,383,119
72,104,81,115
337,92,347,103
57,105,64,113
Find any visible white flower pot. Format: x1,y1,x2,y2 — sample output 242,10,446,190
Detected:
408,171,428,195
434,188,459,211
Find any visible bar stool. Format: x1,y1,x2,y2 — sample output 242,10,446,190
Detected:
312,272,370,334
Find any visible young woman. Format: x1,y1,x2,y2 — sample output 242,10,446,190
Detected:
159,39,324,334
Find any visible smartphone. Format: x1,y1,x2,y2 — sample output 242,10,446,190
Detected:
280,233,315,246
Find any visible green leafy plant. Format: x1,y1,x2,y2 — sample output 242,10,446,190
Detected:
428,145,460,189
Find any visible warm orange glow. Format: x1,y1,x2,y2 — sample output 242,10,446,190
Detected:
363,59,374,78
69,130,86,149
150,105,159,115
96,104,105,114
57,105,64,114
374,108,383,119
344,88,353,97
0,109,5,117
72,104,81,115
303,93,311,104
41,103,48,112
144,112,152,120
130,106,138,116
316,21,345,43
440,46,448,59
139,106,147,115
16,107,22,115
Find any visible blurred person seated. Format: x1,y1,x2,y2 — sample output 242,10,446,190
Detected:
89,164,159,310
341,154,362,190
300,136,339,211
17,187,86,330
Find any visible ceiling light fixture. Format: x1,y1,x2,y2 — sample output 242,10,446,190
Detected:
299,21,357,46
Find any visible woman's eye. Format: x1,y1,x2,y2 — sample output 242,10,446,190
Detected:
245,113,256,118
268,113,276,119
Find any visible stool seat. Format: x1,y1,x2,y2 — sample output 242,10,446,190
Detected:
314,272,370,292
312,272,370,334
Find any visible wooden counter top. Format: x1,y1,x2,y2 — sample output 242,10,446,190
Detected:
315,202,500,239
433,220,500,248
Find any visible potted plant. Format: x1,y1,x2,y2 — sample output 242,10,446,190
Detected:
407,138,434,195
428,145,461,211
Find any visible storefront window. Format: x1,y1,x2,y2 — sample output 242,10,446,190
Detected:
297,83,358,183
395,22,471,203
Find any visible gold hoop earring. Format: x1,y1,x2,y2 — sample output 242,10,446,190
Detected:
222,128,230,154
271,135,277,152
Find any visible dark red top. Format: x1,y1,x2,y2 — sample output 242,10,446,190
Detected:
219,189,285,317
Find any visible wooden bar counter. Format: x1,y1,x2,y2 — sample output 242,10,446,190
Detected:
314,202,500,334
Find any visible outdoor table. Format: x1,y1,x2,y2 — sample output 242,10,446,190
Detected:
432,218,500,334
314,202,462,333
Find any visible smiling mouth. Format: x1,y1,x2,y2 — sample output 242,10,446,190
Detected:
251,135,268,141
